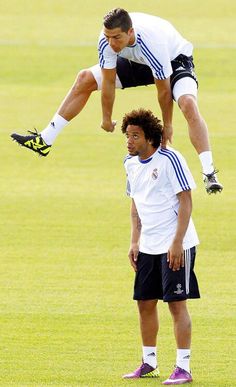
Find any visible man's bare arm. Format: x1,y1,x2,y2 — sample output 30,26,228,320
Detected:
101,68,117,132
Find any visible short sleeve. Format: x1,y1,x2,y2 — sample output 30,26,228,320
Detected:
124,157,132,197
126,176,131,197
163,149,196,194
98,33,117,69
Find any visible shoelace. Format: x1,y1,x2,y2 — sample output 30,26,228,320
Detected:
203,169,219,180
27,128,39,136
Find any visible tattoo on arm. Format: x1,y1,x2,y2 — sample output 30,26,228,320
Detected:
131,207,142,232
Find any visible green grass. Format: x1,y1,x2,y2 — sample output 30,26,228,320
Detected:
0,0,236,386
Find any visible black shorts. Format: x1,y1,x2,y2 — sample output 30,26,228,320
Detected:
116,54,198,92
133,247,200,302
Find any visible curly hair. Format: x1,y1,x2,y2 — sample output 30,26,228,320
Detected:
121,108,163,148
103,8,132,32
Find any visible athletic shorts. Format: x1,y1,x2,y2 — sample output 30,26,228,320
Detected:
133,247,200,302
90,54,198,101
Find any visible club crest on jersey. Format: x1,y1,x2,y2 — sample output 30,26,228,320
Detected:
152,168,158,180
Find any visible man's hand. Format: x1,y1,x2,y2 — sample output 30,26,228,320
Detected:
101,119,117,132
167,190,192,271
167,240,184,271
161,124,173,148
128,243,139,272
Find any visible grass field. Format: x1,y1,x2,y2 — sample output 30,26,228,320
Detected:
1,0,236,386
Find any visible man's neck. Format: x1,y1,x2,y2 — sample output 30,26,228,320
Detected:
139,147,157,161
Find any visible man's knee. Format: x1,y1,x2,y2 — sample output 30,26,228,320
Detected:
168,300,190,320
178,94,199,119
138,300,157,316
72,69,98,94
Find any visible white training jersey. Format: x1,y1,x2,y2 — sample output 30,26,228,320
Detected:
124,147,199,254
98,12,193,80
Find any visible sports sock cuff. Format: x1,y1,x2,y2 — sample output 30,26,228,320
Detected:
199,151,214,175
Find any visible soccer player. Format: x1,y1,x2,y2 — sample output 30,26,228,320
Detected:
121,108,200,385
11,8,223,194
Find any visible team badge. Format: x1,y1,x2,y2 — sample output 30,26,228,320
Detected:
174,284,184,295
152,168,158,180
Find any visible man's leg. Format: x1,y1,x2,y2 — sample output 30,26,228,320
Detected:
173,76,223,193
171,62,211,161
178,94,210,157
11,66,99,155
162,300,193,385
41,62,123,144
57,69,98,121
123,299,160,379
138,299,159,348
40,69,98,145
168,300,191,351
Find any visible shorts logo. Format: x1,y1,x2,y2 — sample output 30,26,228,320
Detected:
152,168,158,180
174,283,184,295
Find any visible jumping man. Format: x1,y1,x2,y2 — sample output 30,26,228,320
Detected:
11,8,223,194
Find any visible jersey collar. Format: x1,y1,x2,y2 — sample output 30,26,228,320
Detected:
138,148,159,164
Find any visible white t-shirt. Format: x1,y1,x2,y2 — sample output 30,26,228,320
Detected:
98,12,193,80
124,147,199,254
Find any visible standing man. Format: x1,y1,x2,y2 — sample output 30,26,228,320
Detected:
11,8,223,194
121,108,200,385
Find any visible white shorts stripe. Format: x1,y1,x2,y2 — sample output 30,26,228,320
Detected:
184,249,191,295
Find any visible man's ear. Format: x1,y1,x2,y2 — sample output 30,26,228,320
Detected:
128,27,134,36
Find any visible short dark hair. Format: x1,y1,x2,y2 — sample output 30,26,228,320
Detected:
121,108,162,148
103,8,132,32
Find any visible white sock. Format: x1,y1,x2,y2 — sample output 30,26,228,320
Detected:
40,113,69,145
142,346,157,368
199,151,214,175
176,349,191,373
